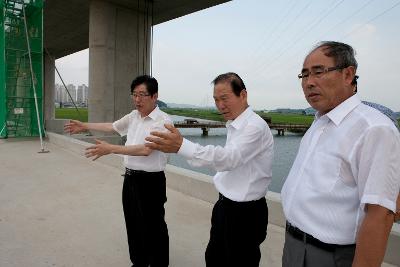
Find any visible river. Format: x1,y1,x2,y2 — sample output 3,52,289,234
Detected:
168,115,303,193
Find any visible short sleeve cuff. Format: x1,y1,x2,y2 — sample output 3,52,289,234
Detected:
177,138,197,159
360,194,396,213
112,122,123,136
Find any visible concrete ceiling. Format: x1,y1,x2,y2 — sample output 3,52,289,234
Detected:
44,0,230,59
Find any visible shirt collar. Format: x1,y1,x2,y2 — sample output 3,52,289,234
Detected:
139,106,159,120
226,106,252,129
316,94,361,126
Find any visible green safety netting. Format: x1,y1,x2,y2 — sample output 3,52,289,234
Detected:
0,0,43,138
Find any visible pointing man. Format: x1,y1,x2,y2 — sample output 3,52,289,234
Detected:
145,72,273,267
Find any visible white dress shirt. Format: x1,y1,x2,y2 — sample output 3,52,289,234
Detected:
281,94,400,245
113,106,172,172
178,107,274,202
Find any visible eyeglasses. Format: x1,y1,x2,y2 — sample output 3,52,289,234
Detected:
298,66,344,80
131,92,150,98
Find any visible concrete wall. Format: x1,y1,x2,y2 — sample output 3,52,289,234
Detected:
46,132,400,266
164,165,286,227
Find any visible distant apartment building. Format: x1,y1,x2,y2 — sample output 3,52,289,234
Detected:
55,84,63,103
76,85,83,103
77,84,88,104
67,84,76,102
54,83,89,106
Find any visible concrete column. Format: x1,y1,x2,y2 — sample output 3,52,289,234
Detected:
88,0,151,123
44,53,55,122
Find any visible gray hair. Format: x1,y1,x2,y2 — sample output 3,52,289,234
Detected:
310,41,359,90
311,41,358,70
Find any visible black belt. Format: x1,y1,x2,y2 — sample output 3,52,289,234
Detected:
125,168,147,175
286,222,355,252
124,168,163,176
218,193,265,205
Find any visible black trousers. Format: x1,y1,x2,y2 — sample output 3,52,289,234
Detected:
205,194,269,267
122,169,169,267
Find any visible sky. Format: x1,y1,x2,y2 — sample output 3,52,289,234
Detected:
55,0,400,111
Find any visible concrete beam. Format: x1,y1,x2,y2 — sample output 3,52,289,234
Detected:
44,0,230,59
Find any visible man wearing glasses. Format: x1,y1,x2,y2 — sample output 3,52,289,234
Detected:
64,75,172,267
281,41,400,267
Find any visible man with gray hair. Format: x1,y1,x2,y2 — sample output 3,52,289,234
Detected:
281,41,400,267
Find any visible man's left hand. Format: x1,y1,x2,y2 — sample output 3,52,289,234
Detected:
145,124,183,153
85,139,112,160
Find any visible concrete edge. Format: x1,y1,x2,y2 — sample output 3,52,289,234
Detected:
165,165,219,204
46,132,125,169
45,119,69,134
46,132,400,266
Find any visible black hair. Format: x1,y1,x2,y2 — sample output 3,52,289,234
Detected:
130,75,158,96
212,72,246,97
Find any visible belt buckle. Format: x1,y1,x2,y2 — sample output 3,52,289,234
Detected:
125,168,133,176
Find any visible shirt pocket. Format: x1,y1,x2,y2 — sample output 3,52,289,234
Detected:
150,119,169,133
304,152,341,193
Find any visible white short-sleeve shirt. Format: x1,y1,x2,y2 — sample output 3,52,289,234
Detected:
113,106,173,172
281,94,400,244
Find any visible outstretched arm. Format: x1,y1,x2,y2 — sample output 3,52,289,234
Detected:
85,139,152,161
64,120,115,134
146,123,272,172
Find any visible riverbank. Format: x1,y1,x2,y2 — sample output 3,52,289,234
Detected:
161,108,314,125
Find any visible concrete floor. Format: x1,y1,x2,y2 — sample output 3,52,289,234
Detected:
0,138,396,267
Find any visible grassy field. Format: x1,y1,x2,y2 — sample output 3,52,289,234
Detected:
260,112,314,125
161,108,314,125
161,108,225,122
55,108,88,122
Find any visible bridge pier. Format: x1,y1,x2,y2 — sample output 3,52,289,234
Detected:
269,123,309,135
201,127,209,136
89,0,151,123
277,129,285,136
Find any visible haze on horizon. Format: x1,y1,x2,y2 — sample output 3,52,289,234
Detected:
55,0,400,112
